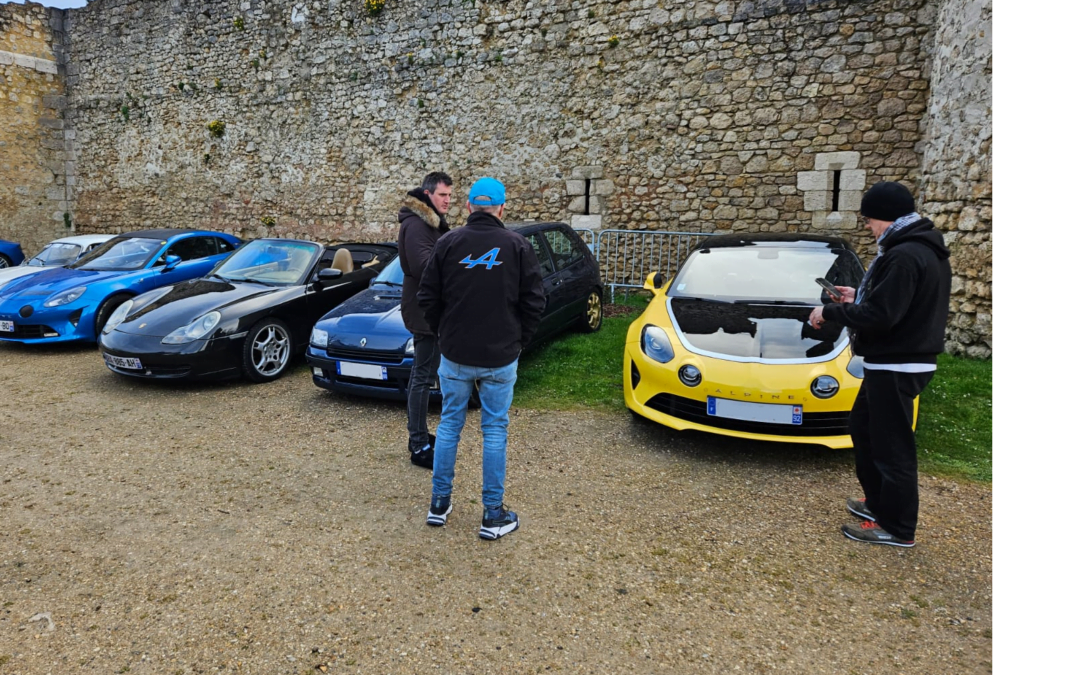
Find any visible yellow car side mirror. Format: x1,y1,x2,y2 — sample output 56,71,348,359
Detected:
643,272,665,296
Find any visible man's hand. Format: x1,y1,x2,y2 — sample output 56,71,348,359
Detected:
808,306,826,329
834,285,856,303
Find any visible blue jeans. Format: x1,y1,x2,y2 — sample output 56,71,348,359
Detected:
432,356,518,509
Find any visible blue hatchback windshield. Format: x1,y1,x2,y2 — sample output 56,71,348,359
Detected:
668,245,864,304
71,237,165,271
213,240,319,285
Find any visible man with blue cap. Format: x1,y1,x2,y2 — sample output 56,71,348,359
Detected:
417,177,546,540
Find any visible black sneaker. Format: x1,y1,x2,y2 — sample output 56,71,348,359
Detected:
479,504,519,541
426,495,452,526
841,521,914,548
409,433,437,470
846,497,876,522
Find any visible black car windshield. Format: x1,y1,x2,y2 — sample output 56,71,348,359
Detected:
213,240,319,285
71,237,165,271
668,245,864,304
27,243,83,267
372,256,404,286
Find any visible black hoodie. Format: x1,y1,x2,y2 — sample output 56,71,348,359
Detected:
397,188,450,335
822,218,952,365
417,211,546,368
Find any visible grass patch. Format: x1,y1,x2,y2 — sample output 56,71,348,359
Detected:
915,353,992,482
515,297,991,483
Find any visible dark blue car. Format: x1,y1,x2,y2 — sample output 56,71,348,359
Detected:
306,221,603,402
0,229,241,343
0,239,26,268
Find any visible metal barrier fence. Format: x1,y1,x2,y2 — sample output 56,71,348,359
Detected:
593,229,712,301
573,228,596,251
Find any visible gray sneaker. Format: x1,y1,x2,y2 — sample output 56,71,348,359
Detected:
846,497,876,522
841,521,914,548
426,495,452,526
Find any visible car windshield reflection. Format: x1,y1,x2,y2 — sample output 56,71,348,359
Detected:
371,256,404,287
668,246,864,305
27,243,83,267
213,240,319,286
71,237,164,271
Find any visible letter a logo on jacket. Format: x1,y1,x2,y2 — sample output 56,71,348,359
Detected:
460,247,503,270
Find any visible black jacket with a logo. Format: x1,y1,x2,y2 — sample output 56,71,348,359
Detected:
822,218,952,364
417,211,546,368
397,189,450,336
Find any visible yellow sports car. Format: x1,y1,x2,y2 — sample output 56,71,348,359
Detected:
624,233,876,449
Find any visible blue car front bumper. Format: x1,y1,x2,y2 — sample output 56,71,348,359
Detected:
0,304,95,343
306,346,440,403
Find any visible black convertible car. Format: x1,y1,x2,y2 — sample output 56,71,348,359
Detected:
306,221,603,401
98,238,397,382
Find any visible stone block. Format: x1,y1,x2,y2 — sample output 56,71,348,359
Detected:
802,191,829,211
797,171,828,191
571,165,604,180
813,151,860,170
839,169,866,190
837,190,862,211
812,211,858,231
568,195,587,213
592,179,615,196
571,214,602,230
565,179,586,196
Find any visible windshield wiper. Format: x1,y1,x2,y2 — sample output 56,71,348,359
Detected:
374,280,402,288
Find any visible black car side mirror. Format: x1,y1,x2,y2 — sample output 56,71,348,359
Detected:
317,268,343,282
162,255,182,272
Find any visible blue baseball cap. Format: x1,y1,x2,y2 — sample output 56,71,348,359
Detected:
468,177,506,206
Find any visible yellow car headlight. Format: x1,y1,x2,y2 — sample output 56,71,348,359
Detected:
641,324,674,363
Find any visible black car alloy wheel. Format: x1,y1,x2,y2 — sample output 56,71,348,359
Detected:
242,317,293,382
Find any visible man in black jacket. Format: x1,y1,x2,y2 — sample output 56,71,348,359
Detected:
809,182,952,548
417,177,546,540
397,171,453,469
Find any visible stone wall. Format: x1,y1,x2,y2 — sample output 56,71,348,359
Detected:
919,0,991,357
63,0,935,254
0,1,70,256
3,0,991,354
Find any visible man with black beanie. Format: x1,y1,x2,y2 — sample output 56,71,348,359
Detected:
809,181,952,547
398,171,453,469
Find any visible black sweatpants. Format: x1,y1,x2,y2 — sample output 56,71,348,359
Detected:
848,368,935,541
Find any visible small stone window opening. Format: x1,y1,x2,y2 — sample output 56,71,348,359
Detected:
830,170,842,213
584,179,592,215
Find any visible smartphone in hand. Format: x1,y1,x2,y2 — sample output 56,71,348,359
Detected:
815,277,841,300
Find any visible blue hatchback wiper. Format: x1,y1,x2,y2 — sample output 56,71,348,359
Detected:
373,280,402,288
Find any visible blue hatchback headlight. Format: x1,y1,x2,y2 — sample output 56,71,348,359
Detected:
310,328,328,348
641,325,674,363
44,286,86,307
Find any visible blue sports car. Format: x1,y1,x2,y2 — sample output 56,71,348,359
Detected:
0,239,26,268
0,229,241,343
306,221,603,402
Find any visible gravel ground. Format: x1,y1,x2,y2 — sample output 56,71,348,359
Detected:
0,344,992,674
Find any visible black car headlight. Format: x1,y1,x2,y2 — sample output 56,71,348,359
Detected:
101,299,133,334
811,375,839,399
162,311,221,344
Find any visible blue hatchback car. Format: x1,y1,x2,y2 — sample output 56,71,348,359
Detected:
0,228,241,343
0,239,26,268
306,221,603,402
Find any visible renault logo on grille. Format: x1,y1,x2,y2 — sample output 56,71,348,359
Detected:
360,337,367,347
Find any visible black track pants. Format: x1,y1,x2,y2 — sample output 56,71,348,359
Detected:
848,369,935,541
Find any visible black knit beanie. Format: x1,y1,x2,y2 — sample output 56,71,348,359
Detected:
860,182,915,221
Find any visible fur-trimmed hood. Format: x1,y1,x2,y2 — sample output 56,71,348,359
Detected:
399,193,442,230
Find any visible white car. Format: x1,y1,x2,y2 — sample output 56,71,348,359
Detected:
0,234,115,289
